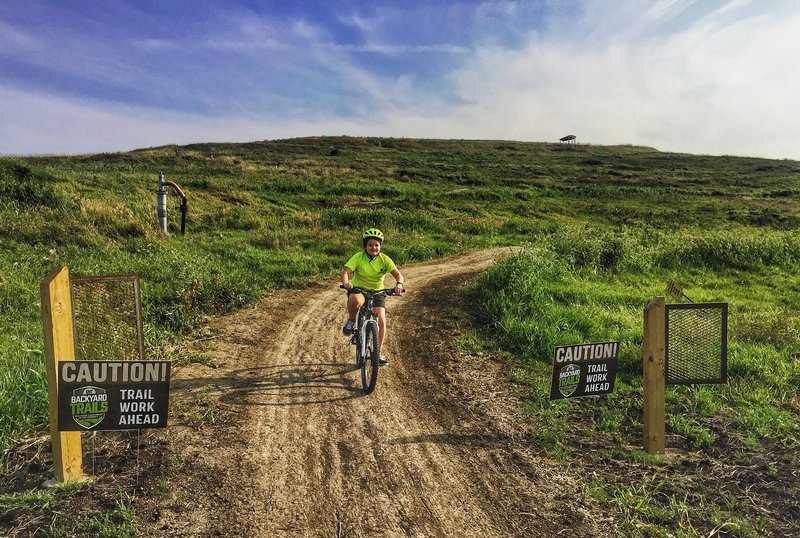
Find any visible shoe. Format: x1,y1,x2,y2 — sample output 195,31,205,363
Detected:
379,355,388,366
342,319,355,336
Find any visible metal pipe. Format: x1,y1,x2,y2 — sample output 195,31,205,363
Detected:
156,172,188,235
179,197,187,235
163,181,187,235
157,172,168,233
162,180,186,199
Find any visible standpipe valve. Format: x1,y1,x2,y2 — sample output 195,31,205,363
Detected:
156,172,188,235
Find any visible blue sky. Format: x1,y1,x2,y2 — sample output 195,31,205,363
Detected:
1,0,799,159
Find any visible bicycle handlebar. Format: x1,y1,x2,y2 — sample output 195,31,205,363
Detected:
339,285,404,296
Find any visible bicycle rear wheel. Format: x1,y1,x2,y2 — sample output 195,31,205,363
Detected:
361,321,379,394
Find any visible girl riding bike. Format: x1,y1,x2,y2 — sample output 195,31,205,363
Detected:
341,228,405,365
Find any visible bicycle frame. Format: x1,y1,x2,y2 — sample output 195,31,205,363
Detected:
354,289,379,330
348,288,386,336
352,290,382,368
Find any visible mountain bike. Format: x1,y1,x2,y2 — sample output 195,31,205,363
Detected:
340,286,401,394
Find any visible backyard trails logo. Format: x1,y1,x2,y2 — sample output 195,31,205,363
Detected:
70,386,108,429
558,364,581,397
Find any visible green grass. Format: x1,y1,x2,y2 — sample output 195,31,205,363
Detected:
1,484,136,536
471,231,800,535
0,489,59,512
0,481,135,537
2,137,800,535
49,489,137,537
0,348,49,455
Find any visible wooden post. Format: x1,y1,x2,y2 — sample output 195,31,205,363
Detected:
643,296,666,454
41,266,83,483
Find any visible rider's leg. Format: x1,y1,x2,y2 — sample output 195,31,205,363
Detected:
348,293,365,322
374,306,387,349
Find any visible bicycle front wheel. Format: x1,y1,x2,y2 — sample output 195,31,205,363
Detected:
354,311,365,367
361,321,379,394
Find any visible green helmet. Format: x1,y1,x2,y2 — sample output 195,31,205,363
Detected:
362,228,384,242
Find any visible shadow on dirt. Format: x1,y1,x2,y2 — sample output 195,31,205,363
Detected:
173,362,368,408
388,433,518,447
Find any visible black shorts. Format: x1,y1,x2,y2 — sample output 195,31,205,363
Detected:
371,294,386,309
350,290,386,309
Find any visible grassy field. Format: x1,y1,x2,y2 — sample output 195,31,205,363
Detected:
1,137,799,536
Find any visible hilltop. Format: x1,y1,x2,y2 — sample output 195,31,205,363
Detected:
1,137,799,536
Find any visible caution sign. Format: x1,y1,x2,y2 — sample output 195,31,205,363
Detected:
549,342,619,400
57,360,170,431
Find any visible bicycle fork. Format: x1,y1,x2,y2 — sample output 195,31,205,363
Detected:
359,319,378,358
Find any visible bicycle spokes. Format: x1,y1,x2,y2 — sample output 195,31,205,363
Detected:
361,321,379,394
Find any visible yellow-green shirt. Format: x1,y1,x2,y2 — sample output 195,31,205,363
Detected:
345,251,397,290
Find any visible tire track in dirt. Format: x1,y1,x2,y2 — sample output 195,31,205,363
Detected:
153,249,609,537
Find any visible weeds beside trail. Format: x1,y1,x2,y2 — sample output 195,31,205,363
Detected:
473,239,800,537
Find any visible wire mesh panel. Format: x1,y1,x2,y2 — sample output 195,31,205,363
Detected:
665,302,727,385
70,275,144,361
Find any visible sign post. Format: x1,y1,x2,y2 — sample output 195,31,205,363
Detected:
643,297,666,455
40,266,84,483
643,297,728,454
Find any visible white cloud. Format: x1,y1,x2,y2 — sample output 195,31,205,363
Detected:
0,85,376,155
0,18,40,51
0,87,242,155
131,38,177,51
3,1,799,160
335,43,469,54
436,2,800,159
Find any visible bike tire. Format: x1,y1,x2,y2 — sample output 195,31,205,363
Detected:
361,321,379,394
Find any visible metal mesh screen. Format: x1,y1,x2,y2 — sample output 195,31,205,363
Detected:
70,275,144,361
665,303,727,384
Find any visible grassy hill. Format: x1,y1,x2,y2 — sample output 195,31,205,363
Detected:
1,137,799,536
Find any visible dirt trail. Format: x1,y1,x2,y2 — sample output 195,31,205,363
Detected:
152,249,609,537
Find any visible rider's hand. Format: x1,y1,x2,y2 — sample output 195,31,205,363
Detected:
393,283,404,295
343,281,353,290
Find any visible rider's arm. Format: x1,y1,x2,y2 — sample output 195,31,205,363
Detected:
390,268,404,294
341,267,354,290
